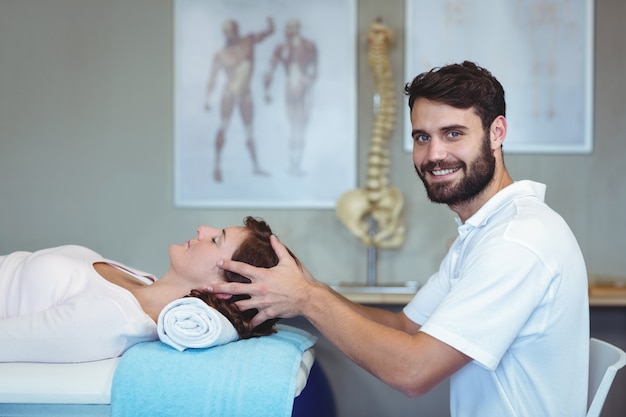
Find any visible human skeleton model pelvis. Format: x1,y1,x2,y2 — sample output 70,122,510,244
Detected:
336,19,406,249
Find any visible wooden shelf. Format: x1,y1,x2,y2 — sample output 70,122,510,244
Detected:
336,275,626,307
589,276,626,307
337,291,415,305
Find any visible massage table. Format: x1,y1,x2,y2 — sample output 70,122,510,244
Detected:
0,326,316,417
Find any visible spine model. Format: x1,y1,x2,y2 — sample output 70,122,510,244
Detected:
336,18,405,249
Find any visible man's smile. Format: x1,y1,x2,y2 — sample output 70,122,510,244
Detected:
431,167,461,177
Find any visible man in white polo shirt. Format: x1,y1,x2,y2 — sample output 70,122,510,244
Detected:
212,61,589,417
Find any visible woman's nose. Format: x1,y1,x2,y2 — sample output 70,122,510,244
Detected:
196,225,217,240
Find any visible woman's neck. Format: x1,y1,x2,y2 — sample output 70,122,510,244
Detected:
93,262,193,323
132,279,194,323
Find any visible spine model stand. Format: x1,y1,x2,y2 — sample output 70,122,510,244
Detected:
336,18,406,252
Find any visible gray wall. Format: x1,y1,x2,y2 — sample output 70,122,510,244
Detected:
3,0,625,282
1,1,625,416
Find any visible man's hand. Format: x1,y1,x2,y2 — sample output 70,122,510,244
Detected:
209,235,315,327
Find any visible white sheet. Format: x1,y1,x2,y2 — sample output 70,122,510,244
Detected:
0,348,314,405
0,358,119,404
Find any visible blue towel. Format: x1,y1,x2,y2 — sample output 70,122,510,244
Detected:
111,325,316,417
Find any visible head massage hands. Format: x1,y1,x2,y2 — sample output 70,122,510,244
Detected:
210,235,317,327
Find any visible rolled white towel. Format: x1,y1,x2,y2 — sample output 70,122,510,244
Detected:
157,297,239,351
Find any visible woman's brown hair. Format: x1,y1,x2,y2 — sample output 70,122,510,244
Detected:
188,216,300,339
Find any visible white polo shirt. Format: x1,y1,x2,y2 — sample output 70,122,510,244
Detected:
404,181,589,417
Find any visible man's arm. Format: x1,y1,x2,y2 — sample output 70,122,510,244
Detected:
211,235,470,397
331,290,421,334
301,283,470,396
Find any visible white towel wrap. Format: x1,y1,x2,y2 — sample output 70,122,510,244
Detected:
157,297,239,351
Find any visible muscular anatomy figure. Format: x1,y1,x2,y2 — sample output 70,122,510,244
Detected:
205,18,274,182
264,19,318,176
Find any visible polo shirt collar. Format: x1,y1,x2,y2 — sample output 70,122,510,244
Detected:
454,180,547,235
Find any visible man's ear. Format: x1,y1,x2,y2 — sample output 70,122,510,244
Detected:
490,115,507,150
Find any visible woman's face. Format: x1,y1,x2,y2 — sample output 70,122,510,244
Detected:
168,225,248,287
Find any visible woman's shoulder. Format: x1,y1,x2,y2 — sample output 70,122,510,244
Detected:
34,245,104,259
1,245,100,275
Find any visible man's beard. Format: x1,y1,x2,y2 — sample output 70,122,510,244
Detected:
414,133,496,206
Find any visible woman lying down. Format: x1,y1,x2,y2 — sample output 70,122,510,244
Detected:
0,217,299,363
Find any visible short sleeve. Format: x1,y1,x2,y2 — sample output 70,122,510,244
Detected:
417,240,554,370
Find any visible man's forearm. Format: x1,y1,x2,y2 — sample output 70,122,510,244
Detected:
299,284,430,396
330,288,413,331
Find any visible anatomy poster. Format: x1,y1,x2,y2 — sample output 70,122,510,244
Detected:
404,0,594,154
174,0,357,208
